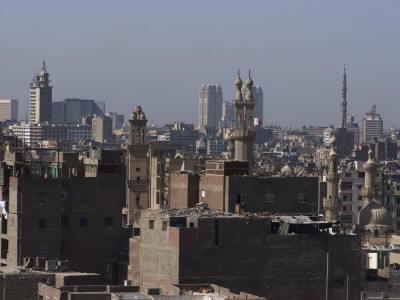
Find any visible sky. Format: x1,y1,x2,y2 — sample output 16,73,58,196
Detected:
1,1,400,129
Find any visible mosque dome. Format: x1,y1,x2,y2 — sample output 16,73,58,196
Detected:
129,112,137,120
235,76,243,87
358,200,393,227
134,106,142,114
246,76,253,87
139,112,146,120
281,165,293,177
324,127,334,135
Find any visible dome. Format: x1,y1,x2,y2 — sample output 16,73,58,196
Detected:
281,165,293,177
139,112,146,120
134,106,142,114
324,127,334,134
129,112,137,120
235,76,243,87
246,76,253,88
358,200,393,227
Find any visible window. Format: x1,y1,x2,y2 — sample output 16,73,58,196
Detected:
162,221,167,231
342,195,347,202
61,191,67,201
345,173,351,178
397,186,400,191
81,193,88,201
61,216,69,226
37,219,46,228
39,245,47,255
136,167,140,172
266,194,276,203
298,193,307,203
38,193,46,204
149,220,154,229
136,195,140,206
387,185,391,191
343,206,347,212
340,182,352,191
104,217,114,227
137,177,140,181
201,190,206,198
358,196,363,201
80,218,87,227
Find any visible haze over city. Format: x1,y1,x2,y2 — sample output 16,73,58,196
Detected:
1,1,400,128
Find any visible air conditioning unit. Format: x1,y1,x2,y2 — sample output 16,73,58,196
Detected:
57,260,69,272
45,260,57,271
124,280,132,286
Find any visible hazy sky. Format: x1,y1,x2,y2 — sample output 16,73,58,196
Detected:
1,1,400,129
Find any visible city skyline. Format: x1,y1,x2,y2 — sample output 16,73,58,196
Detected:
1,1,400,129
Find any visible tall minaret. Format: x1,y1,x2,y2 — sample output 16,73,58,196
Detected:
362,148,377,206
340,66,347,128
231,70,256,162
129,106,147,145
323,135,342,221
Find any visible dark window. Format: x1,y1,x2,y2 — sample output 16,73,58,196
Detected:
136,177,140,181
162,221,167,231
61,216,69,226
80,218,87,227
81,193,88,201
133,228,141,236
37,219,46,228
358,196,363,201
38,193,46,204
105,217,114,227
149,220,154,229
136,167,140,172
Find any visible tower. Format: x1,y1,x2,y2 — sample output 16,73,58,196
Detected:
323,135,342,221
198,84,223,128
361,148,377,206
361,105,383,143
126,106,149,226
30,60,52,123
340,66,347,129
231,70,256,162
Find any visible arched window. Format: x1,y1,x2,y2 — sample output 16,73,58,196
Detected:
237,115,241,129
248,115,252,129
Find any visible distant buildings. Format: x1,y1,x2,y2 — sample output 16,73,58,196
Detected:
346,114,359,145
0,99,18,122
361,105,383,143
198,84,222,128
30,60,52,123
52,98,105,123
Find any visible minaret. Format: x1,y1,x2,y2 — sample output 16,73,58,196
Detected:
340,66,347,128
129,106,147,145
231,70,256,162
362,148,377,206
323,135,342,221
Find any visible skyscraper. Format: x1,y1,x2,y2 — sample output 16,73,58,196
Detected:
0,99,18,122
29,60,52,123
361,105,383,143
340,67,347,128
198,84,222,128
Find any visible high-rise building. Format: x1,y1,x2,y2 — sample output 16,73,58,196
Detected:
91,115,113,143
340,67,347,128
52,98,105,123
346,114,359,145
242,85,263,125
30,60,52,123
198,84,222,128
361,105,383,143
219,101,235,128
0,99,18,122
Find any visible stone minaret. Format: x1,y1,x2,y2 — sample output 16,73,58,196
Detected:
340,66,347,128
231,70,256,162
129,106,147,145
323,135,342,221
362,148,377,206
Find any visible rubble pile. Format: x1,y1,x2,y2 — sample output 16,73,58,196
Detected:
158,202,272,218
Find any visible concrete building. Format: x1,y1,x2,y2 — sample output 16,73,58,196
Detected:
219,101,234,128
0,100,18,122
198,84,222,128
91,115,114,143
105,112,125,130
361,105,383,143
30,60,52,124
347,114,360,145
230,72,256,162
9,122,92,146
129,211,361,299
52,98,105,123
